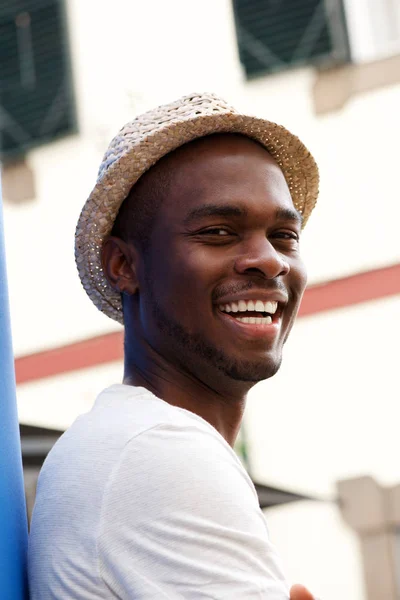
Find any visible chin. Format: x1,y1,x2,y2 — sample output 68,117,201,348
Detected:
219,354,283,382
148,299,284,383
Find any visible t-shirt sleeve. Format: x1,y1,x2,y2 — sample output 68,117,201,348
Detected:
98,424,289,599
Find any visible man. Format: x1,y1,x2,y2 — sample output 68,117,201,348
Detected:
29,93,319,599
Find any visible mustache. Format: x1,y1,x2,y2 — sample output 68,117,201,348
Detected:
213,279,287,303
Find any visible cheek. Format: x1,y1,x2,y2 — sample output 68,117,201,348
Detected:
145,247,220,318
284,260,307,320
291,257,307,296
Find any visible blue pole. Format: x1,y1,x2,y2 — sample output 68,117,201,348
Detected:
0,174,29,598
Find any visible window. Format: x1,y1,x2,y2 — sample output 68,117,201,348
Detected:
0,0,76,161
232,0,350,78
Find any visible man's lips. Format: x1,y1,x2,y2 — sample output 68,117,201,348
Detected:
213,288,288,339
216,305,283,340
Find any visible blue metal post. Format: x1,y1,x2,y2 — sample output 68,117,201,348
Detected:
0,175,29,598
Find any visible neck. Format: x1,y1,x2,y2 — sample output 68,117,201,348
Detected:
123,336,251,447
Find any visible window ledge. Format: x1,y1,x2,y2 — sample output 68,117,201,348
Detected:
2,159,36,204
313,53,400,115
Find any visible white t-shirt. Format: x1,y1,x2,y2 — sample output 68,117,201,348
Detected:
28,384,289,599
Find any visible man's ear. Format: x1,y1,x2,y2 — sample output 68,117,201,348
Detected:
101,236,139,296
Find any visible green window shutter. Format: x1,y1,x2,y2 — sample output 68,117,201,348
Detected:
232,0,350,78
0,0,76,160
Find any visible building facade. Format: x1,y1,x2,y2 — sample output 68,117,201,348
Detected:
2,1,400,598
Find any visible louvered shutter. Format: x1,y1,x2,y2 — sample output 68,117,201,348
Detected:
233,0,350,78
0,0,75,160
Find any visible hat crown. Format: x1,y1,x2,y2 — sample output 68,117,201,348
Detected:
97,93,238,182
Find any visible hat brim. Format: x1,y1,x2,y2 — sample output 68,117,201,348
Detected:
75,111,319,324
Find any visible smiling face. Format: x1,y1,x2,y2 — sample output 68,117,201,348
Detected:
123,134,307,383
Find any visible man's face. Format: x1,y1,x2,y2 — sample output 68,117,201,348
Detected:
134,134,307,383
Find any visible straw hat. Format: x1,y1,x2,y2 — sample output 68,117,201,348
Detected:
75,92,319,324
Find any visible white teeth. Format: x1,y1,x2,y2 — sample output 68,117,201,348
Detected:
236,316,272,325
265,301,278,314
219,300,279,315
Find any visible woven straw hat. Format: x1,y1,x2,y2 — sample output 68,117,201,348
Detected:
75,92,319,324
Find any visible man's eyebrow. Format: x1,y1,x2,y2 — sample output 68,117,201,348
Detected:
183,204,246,225
275,207,303,227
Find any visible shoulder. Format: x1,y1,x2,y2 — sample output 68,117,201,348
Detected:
97,423,287,598
100,421,259,524
110,421,247,488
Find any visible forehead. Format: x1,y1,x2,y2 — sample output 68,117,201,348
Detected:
157,134,296,221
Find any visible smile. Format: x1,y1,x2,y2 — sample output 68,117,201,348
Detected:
218,299,279,325
216,299,282,338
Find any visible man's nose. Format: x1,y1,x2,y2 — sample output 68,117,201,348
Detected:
234,237,290,279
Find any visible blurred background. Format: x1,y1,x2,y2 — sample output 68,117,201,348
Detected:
1,0,400,598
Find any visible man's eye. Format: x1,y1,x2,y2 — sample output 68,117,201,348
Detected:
272,231,299,241
200,228,231,236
